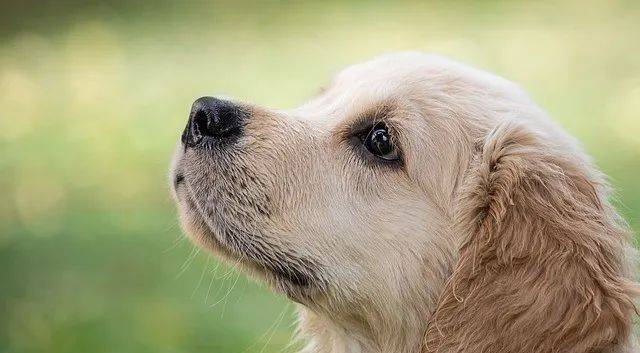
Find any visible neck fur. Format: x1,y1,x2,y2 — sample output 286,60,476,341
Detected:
296,304,431,353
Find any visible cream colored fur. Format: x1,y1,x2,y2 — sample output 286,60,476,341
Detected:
170,53,638,353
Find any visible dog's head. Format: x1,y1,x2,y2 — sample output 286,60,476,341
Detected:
170,53,637,352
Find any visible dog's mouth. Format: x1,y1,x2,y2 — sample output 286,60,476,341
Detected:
173,172,324,300
170,98,327,301
172,173,185,191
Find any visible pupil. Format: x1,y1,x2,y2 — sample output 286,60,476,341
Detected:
371,129,391,154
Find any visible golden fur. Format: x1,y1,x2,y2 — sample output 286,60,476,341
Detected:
170,53,638,353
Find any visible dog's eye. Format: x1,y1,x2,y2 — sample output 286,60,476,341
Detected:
361,123,399,161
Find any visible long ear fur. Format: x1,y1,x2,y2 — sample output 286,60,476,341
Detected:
423,121,638,353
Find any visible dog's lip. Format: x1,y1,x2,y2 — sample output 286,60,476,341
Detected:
169,171,185,203
178,191,317,290
174,173,185,188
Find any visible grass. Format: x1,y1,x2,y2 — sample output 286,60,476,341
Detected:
1,1,639,352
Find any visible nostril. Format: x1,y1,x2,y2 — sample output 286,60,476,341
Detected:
192,109,212,137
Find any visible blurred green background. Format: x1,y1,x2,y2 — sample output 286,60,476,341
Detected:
1,1,639,352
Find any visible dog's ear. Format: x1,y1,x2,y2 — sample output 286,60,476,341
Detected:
423,121,638,353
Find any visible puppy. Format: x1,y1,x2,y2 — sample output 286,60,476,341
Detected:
169,53,638,353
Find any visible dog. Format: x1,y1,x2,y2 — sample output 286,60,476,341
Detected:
169,52,638,353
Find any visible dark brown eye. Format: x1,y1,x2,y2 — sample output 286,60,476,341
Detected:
361,123,399,161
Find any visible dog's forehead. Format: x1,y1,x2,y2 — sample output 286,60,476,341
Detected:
291,53,465,127
334,52,444,85
290,53,528,129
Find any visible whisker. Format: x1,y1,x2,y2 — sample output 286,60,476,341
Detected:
191,255,211,298
175,246,200,279
204,261,220,305
163,229,186,253
258,304,288,353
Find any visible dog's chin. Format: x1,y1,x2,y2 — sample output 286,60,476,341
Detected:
175,196,319,303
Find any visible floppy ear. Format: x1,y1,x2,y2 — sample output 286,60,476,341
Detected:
423,121,638,353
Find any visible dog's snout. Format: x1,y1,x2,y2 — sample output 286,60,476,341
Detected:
182,96,244,147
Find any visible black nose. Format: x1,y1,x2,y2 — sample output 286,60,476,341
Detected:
181,97,245,148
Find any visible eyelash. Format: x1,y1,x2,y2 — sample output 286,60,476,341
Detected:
349,118,386,140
